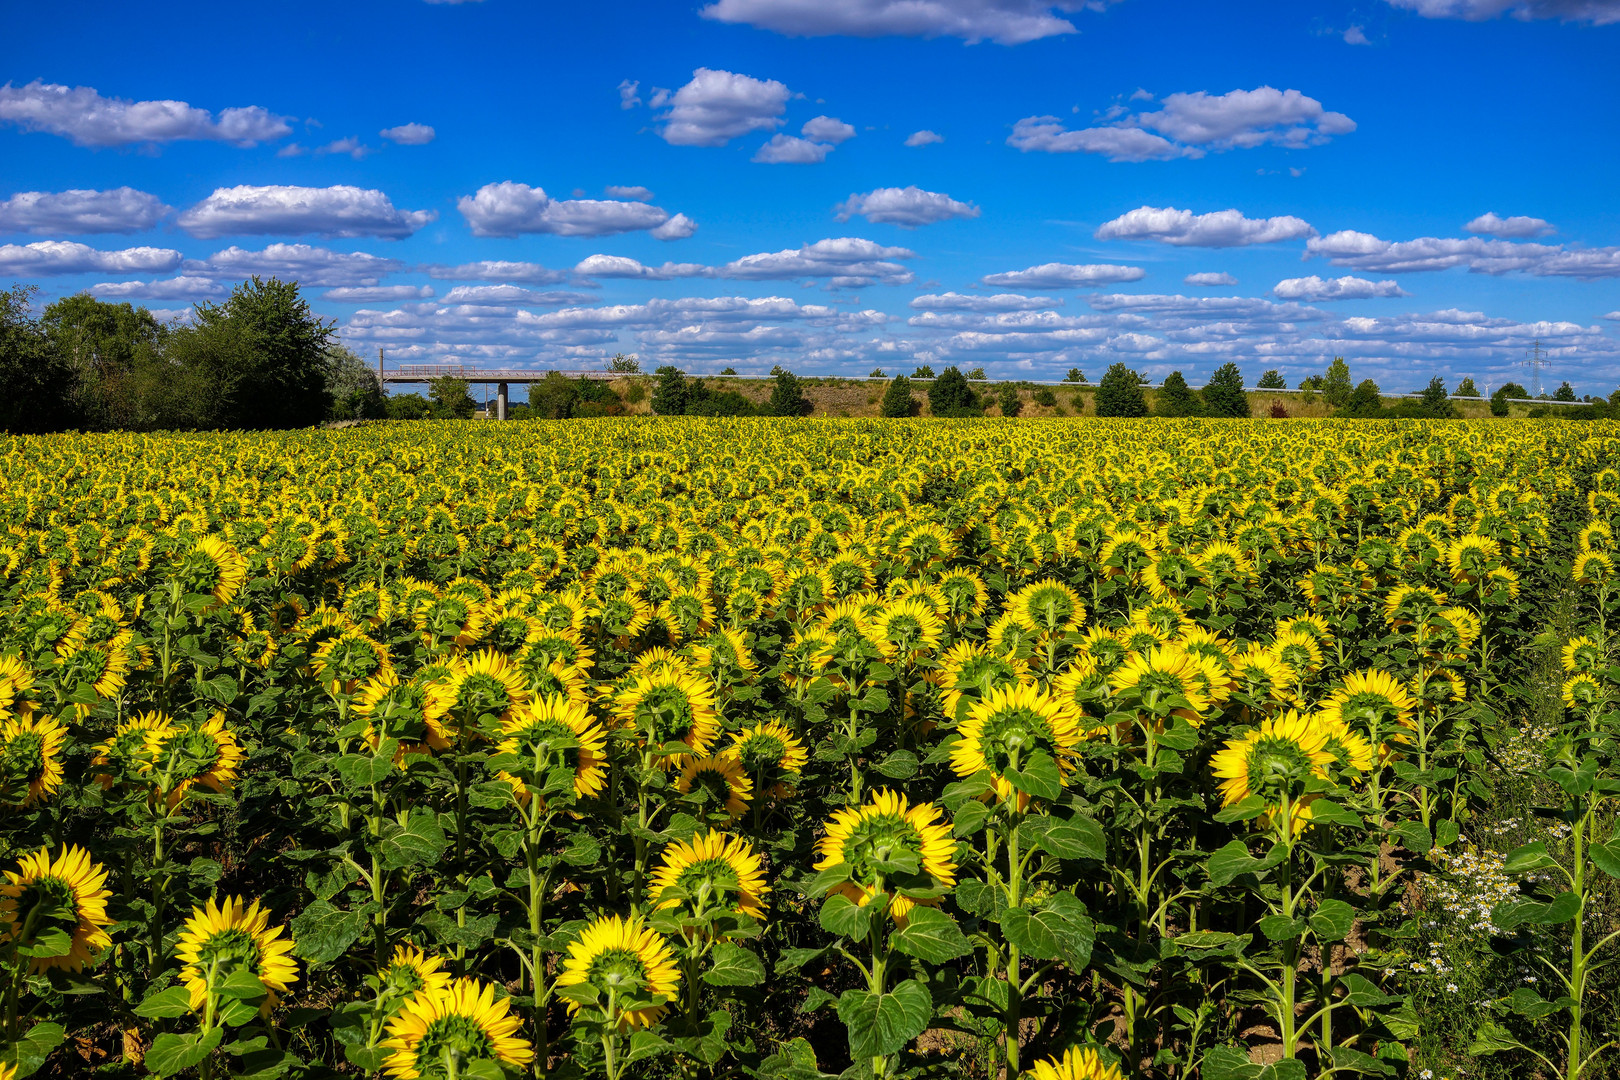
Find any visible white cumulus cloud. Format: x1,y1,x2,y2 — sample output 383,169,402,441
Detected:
653,68,792,147
801,115,857,143
1272,275,1407,300
754,135,836,163
324,285,436,302
835,186,980,227
719,237,916,286
178,185,435,239
456,182,687,239
910,292,1058,311
1185,271,1237,286
88,276,224,301
440,285,597,307
1096,206,1317,247
652,213,699,240
1306,229,1620,278
0,241,181,276
1465,211,1554,238
1008,118,1189,161
185,244,404,287
380,123,436,145
605,186,654,201
905,129,945,147
698,0,1109,44
981,262,1146,288
1384,0,1620,23
574,255,711,280
424,261,570,284
0,187,169,234
0,80,291,147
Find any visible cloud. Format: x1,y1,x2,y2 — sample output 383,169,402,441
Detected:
697,0,1109,44
1273,274,1407,300
910,292,1058,311
178,185,435,239
1185,271,1237,286
324,285,436,302
719,237,916,286
439,285,597,307
277,138,371,159
1384,0,1620,23
424,260,570,284
754,135,836,163
0,80,291,148
653,68,792,147
1010,86,1355,161
618,80,642,110
1465,211,1554,238
981,262,1146,288
1606,310,1620,321
1343,24,1371,41
651,213,699,240
801,115,857,144
905,129,945,147
88,275,224,301
380,123,436,145
1096,206,1317,247
574,254,711,280
0,241,181,276
835,186,980,227
456,181,687,238
1306,229,1620,278
0,187,169,234
605,185,654,201
186,244,404,287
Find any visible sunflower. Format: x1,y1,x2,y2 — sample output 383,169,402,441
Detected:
1004,580,1086,640
1561,635,1604,674
1109,646,1211,723
951,684,1085,808
0,655,34,721
90,711,174,788
676,754,753,825
690,627,758,682
556,914,681,1029
1076,627,1129,672
1563,672,1605,710
0,713,67,807
1323,670,1416,733
0,846,112,972
814,790,957,923
865,598,944,663
1228,649,1298,711
614,668,720,768
493,694,608,805
311,629,393,696
1316,711,1376,774
649,831,770,923
441,650,529,730
192,536,248,608
143,713,244,809
352,673,455,763
383,944,452,999
176,895,299,1012
382,977,535,1078
937,568,989,620
933,641,1031,723
1024,1046,1126,1080
1211,710,1334,834
1270,630,1324,678
728,721,808,800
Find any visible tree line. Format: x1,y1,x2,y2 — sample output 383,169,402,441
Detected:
0,278,383,433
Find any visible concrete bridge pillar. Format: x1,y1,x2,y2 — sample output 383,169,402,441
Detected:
497,382,508,421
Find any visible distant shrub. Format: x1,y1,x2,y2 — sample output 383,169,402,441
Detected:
1034,388,1057,407
1270,402,1289,418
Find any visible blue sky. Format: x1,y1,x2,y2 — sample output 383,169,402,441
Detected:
4,0,1618,394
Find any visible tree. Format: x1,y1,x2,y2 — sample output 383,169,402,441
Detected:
912,364,936,379
428,376,476,418
1298,374,1324,391
1497,381,1527,400
1415,376,1458,418
997,384,1022,416
927,366,980,417
1343,379,1383,417
767,369,812,417
325,345,385,420
1154,371,1202,417
1064,368,1087,384
1257,369,1286,389
1202,362,1251,418
0,284,78,433
720,366,737,375
651,366,689,415
880,375,915,417
385,392,433,419
688,387,757,416
1455,376,1480,397
180,277,334,429
1556,381,1577,402
869,369,885,378
1095,362,1148,418
967,367,987,381
41,292,165,429
607,353,641,373
1321,357,1353,408
530,371,584,419
1491,381,1527,417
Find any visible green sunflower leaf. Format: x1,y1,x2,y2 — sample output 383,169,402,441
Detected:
1003,750,1062,802
146,1028,225,1078
703,942,766,986
818,895,873,940
289,899,365,967
892,907,972,963
134,986,193,1019
836,980,933,1060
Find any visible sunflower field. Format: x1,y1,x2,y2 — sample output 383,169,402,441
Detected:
1,417,1619,1080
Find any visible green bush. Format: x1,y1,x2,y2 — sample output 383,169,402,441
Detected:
1095,362,1147,417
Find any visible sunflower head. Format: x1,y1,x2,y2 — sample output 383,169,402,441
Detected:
1025,1046,1126,1080
1562,635,1605,675
176,895,299,1014
1325,669,1416,734
1210,710,1334,819
813,790,957,923
951,683,1084,808
0,846,112,972
676,755,753,826
1109,646,1210,724
494,694,608,806
382,977,535,1079
1563,672,1606,711
0,713,67,808
1006,580,1086,639
649,832,770,928
384,944,452,1000
353,674,455,761
729,722,807,800
90,711,174,788
615,669,720,769
442,650,529,731
555,914,681,1029
143,713,243,810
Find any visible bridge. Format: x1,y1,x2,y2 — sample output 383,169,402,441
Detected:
377,362,620,419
